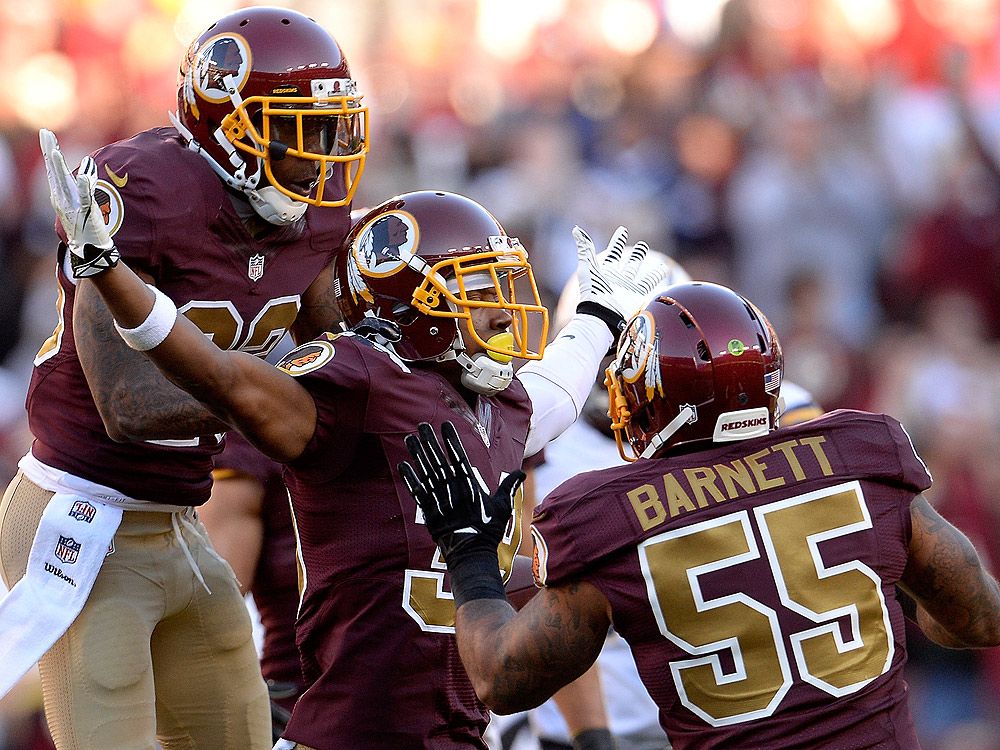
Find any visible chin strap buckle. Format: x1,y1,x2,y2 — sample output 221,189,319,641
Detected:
350,316,402,343
459,353,513,396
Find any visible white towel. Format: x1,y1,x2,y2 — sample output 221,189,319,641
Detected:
0,492,122,699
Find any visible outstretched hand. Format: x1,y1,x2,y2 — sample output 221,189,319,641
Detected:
39,128,119,278
573,225,671,345
398,421,524,562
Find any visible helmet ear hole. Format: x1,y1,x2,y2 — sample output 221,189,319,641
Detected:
633,406,653,434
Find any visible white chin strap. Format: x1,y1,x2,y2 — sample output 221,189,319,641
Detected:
458,352,514,396
169,111,307,227
640,406,697,459
246,186,308,226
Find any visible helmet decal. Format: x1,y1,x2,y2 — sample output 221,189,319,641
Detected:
619,312,657,386
345,250,371,304
353,211,419,277
643,334,663,401
192,33,252,104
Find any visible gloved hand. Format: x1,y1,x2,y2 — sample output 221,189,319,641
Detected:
39,128,120,278
573,225,669,346
398,421,523,562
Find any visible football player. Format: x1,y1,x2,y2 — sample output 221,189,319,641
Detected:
46,157,670,747
400,281,1000,750
200,430,303,742
525,269,823,750
0,8,367,749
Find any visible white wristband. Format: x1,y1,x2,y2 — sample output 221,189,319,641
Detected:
113,284,178,351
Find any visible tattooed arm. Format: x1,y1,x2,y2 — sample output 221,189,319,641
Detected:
74,278,229,442
81,262,317,463
899,494,1000,648
455,580,612,714
290,263,343,344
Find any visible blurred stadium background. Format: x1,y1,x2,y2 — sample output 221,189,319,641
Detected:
1,0,999,748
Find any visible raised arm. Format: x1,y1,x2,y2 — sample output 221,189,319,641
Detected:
519,227,672,457
457,582,610,714
899,494,1000,648
40,129,316,463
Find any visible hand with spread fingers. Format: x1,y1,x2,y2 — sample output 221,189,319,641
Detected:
39,128,120,278
573,225,671,346
399,421,524,564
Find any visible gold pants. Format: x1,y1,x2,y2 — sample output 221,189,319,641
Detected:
0,471,271,750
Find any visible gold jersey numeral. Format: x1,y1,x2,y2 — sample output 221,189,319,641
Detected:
403,471,523,633
639,480,892,726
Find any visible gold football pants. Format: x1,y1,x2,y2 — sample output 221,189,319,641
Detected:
0,471,271,750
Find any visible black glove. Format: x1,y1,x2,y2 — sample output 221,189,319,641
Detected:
400,421,523,560
398,421,525,607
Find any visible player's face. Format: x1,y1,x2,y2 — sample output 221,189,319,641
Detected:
267,115,335,196
464,288,512,358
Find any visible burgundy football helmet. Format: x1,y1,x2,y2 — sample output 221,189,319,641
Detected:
605,281,783,461
171,7,368,217
334,191,549,373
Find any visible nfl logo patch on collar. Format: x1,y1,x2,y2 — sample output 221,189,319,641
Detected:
249,253,265,281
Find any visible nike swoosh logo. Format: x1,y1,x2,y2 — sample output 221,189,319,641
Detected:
561,334,576,340
105,165,128,188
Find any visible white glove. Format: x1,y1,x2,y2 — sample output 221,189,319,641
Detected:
573,225,669,343
39,128,119,278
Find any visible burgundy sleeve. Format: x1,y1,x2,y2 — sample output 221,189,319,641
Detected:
884,416,933,494
213,430,282,487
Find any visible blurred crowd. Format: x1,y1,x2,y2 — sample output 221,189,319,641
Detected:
2,0,1000,748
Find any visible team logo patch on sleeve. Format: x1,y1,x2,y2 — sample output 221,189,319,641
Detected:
530,526,549,587
277,340,335,376
93,180,125,237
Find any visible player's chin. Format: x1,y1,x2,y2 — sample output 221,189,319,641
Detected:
505,554,538,610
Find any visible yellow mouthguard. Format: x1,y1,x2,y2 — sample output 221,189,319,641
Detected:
486,332,515,364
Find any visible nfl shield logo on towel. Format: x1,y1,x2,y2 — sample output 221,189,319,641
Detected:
248,253,265,281
55,536,81,565
69,500,97,523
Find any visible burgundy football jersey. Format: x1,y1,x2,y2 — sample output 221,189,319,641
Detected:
532,410,932,750
276,332,532,750
213,430,303,708
28,127,348,505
